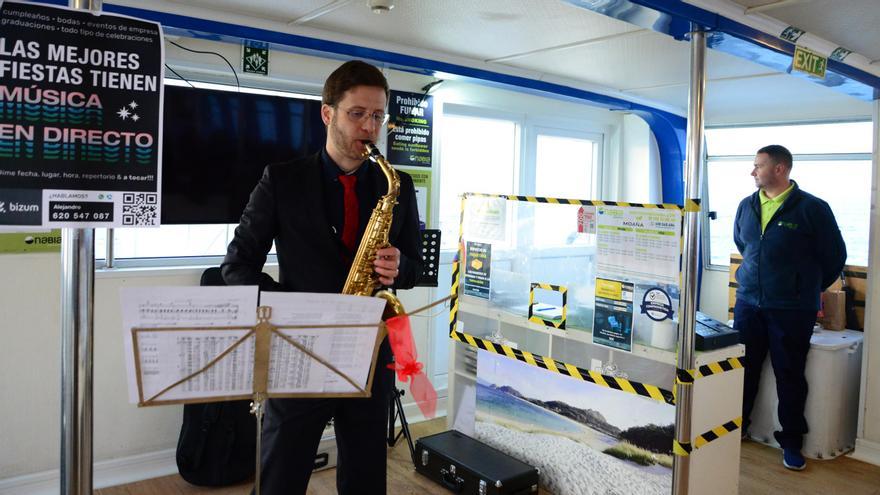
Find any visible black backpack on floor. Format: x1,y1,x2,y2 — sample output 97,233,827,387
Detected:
175,267,257,486
176,399,257,486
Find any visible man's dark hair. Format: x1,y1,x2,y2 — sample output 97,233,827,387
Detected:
322,60,389,107
758,144,793,170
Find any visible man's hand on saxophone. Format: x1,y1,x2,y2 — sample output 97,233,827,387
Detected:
373,245,401,286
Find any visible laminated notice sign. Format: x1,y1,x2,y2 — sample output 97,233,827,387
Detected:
463,241,491,299
593,278,634,352
595,206,680,285
387,90,432,167
0,1,164,229
463,195,506,242
577,205,595,233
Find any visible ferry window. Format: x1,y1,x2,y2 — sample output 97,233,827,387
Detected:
113,224,235,258
534,132,598,199
533,130,601,248
97,224,277,268
437,110,520,251
704,121,872,267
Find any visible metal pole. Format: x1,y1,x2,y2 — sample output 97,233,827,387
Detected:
672,27,707,495
105,228,114,269
61,4,100,495
60,229,95,495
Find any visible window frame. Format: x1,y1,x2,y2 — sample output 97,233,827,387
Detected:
436,103,525,265
523,122,604,199
97,94,609,270
701,119,873,271
436,106,607,263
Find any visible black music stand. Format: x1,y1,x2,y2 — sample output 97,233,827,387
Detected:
387,388,417,466
416,229,441,287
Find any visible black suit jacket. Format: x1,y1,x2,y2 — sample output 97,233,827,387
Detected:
221,152,424,293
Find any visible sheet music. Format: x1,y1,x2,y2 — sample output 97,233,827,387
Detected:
260,292,385,394
136,329,255,402
120,286,259,403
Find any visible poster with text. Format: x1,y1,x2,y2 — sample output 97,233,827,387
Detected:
632,283,679,352
463,195,507,242
464,241,491,299
398,166,430,228
0,1,164,229
387,90,432,167
595,206,680,285
593,278,634,352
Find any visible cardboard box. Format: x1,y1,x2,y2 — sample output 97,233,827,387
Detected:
818,290,846,331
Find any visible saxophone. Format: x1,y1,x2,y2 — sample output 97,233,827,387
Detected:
341,142,405,316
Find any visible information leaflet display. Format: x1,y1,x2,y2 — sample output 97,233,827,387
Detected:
0,1,164,229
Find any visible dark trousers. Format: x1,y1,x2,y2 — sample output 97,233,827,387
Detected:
734,302,816,450
257,341,394,495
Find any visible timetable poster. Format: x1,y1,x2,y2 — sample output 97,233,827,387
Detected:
592,278,634,352
595,206,681,285
463,241,491,299
0,1,164,229
387,90,432,167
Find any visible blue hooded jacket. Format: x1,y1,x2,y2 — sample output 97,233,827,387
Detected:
733,181,846,311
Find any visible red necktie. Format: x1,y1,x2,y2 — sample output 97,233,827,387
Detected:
338,174,359,253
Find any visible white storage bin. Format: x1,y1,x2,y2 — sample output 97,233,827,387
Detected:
747,329,863,459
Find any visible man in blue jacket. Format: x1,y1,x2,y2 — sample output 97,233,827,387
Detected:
733,144,846,471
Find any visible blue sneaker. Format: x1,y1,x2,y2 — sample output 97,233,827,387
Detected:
782,448,806,471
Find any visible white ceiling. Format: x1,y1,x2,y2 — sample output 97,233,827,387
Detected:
162,0,874,123
730,0,880,62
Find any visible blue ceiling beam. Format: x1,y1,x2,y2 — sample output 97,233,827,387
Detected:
29,0,688,203
564,0,880,101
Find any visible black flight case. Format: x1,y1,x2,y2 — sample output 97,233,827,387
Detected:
414,430,539,495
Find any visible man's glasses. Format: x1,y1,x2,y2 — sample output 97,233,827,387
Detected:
335,106,389,126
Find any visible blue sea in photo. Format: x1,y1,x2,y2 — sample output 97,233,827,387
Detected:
477,380,577,433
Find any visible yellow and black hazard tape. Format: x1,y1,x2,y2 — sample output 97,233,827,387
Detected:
673,417,743,456
673,440,693,456
450,329,675,405
528,282,567,329
462,192,684,210
684,198,701,212
449,195,466,337
675,357,744,385
449,261,460,336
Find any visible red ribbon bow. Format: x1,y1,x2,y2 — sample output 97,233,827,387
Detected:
385,314,437,419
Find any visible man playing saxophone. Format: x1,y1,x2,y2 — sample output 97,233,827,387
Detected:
222,60,424,494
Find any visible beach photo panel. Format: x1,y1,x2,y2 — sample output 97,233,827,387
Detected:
475,350,674,495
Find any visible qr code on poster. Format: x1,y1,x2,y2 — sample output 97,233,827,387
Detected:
122,193,159,226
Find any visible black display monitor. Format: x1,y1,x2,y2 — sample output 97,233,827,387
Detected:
160,84,326,224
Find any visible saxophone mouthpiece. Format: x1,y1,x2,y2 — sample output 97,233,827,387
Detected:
360,141,376,160
362,141,380,158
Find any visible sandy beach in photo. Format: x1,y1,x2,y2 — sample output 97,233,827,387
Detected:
475,421,671,495
476,410,610,451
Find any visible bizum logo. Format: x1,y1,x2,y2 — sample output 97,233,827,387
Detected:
0,201,38,213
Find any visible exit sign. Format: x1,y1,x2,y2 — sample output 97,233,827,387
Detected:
793,46,827,79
